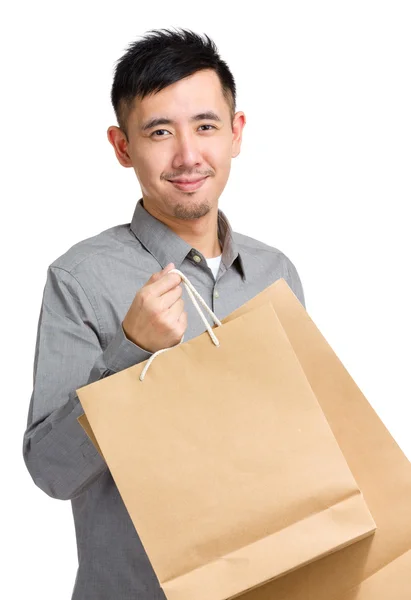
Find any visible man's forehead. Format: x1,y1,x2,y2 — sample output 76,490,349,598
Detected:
132,70,227,120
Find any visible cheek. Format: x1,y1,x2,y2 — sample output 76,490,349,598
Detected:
204,138,232,168
134,149,165,183
212,142,232,175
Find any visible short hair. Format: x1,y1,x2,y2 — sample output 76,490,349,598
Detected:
110,27,237,140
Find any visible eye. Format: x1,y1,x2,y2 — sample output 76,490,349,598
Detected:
150,129,170,137
150,124,217,138
199,124,216,131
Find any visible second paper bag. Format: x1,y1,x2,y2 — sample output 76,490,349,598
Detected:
77,277,375,600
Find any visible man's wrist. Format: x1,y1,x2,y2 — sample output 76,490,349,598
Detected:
103,323,153,373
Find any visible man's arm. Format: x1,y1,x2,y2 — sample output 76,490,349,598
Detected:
23,266,152,501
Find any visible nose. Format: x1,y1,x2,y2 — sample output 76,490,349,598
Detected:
171,131,202,171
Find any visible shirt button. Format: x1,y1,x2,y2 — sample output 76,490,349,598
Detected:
193,255,202,263
214,290,219,299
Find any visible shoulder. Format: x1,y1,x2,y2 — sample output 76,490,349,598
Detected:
233,230,285,257
232,230,306,308
49,222,135,276
233,230,295,272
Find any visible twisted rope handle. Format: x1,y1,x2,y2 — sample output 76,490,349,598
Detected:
139,269,223,381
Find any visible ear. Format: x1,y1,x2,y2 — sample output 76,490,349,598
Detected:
231,112,246,158
107,126,133,168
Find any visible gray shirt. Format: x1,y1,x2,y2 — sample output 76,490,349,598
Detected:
23,197,305,599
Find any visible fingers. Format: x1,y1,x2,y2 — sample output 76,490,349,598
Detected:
160,283,183,310
147,262,175,284
145,263,182,297
125,263,188,353
177,309,188,326
167,298,187,324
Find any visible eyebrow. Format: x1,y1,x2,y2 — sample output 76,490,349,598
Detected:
140,111,222,132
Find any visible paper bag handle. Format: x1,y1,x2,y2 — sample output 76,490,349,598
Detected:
139,268,223,381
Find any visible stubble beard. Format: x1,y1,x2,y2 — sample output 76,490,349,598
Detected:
172,197,212,220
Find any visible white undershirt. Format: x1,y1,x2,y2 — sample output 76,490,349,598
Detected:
205,254,222,280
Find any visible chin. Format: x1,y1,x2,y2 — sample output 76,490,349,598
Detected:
173,199,212,220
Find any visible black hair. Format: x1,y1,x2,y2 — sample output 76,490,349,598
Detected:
110,27,236,140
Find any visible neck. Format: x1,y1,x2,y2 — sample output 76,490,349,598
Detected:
142,200,222,258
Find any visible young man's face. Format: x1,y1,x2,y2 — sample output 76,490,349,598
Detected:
108,69,245,221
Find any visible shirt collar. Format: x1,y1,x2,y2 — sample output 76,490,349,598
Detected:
129,197,247,281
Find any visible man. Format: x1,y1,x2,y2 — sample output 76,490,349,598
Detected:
23,27,305,599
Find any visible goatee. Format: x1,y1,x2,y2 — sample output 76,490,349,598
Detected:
173,200,211,220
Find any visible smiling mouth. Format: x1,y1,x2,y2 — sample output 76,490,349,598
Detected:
168,177,208,191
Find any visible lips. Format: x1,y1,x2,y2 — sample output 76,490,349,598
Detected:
168,177,208,191
169,177,205,183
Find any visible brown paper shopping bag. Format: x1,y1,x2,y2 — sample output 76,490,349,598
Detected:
333,550,411,600
219,278,411,600
77,271,375,600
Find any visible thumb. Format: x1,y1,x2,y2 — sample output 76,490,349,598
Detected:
160,262,175,276
150,263,175,283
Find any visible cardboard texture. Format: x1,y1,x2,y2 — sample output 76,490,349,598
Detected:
334,550,411,600
76,281,375,600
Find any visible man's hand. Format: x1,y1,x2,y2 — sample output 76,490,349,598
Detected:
122,263,188,353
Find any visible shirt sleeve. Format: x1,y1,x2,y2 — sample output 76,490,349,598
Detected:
23,266,152,501
283,254,306,309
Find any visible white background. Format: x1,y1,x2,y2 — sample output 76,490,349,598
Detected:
2,1,410,598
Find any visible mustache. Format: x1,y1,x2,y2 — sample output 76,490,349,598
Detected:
163,171,213,180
